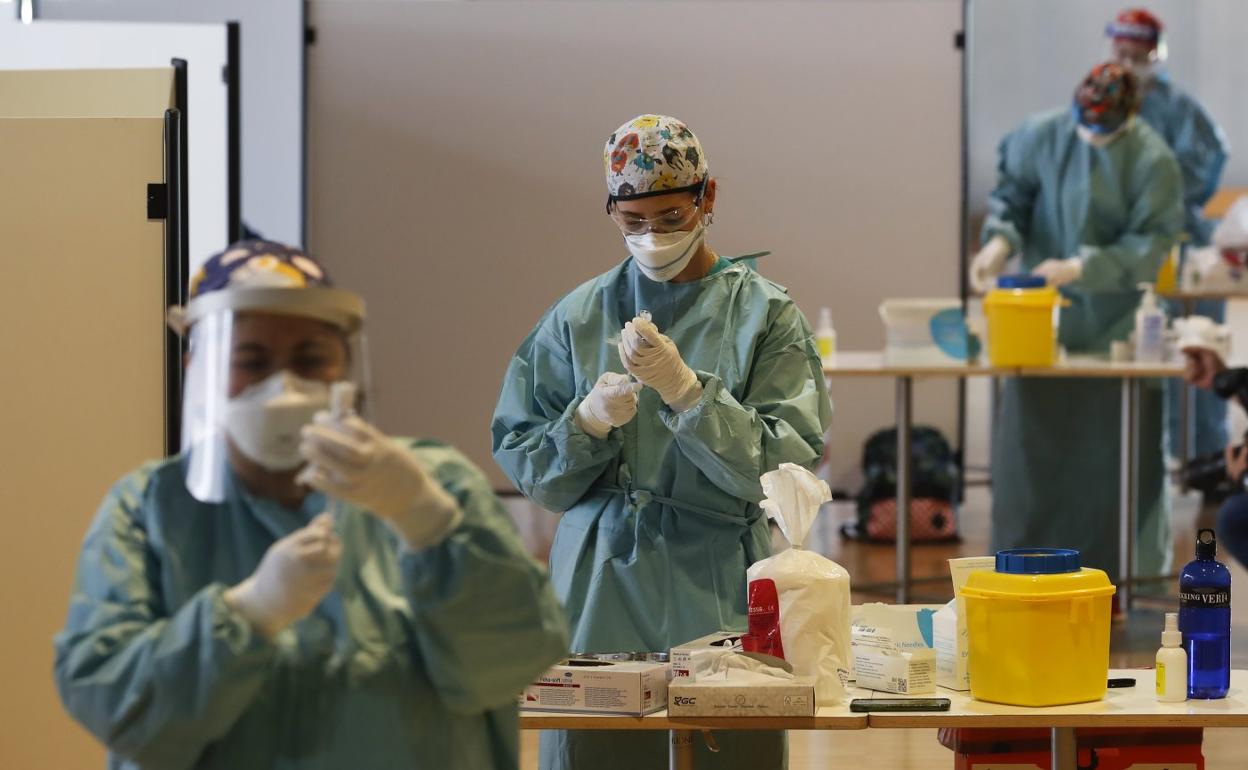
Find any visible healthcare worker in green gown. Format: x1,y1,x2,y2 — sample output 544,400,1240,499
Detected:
55,240,568,770
969,63,1184,587
492,114,833,769
1106,8,1232,461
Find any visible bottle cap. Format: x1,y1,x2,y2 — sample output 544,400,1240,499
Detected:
818,307,833,330
1162,612,1181,647
1196,528,1217,560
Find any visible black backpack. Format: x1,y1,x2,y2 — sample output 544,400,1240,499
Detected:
843,425,960,543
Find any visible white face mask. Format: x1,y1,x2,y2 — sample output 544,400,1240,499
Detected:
1119,58,1157,87
625,221,707,282
1076,119,1131,148
225,370,330,471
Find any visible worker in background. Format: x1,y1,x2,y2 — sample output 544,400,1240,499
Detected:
969,63,1184,602
1106,7,1232,471
55,241,568,770
492,114,833,769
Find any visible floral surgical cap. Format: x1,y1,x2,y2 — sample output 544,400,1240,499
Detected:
604,114,708,202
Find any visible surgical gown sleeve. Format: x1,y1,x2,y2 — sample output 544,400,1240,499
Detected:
1172,100,1228,243
492,315,623,512
54,467,276,769
399,444,569,714
982,125,1040,253
1077,151,1184,292
659,301,833,503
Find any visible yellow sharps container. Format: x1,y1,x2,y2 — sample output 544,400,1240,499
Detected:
962,549,1116,707
984,275,1061,367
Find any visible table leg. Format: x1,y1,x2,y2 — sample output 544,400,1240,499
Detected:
896,376,913,605
1179,382,1192,485
1050,727,1076,770
670,729,694,770
1119,378,1140,611
1178,298,1195,476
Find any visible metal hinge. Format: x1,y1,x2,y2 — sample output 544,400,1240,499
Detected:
148,183,168,220
954,31,965,50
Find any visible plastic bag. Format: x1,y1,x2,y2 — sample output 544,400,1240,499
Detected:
745,463,852,705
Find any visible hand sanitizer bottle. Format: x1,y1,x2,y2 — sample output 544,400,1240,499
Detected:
1155,612,1187,702
816,307,836,364
1134,282,1165,363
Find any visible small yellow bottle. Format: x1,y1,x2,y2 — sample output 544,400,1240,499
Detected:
816,307,837,364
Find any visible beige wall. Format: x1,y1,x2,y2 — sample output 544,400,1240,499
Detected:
0,72,169,768
307,0,963,493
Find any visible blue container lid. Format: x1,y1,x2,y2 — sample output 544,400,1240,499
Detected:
996,274,1047,290
995,548,1081,574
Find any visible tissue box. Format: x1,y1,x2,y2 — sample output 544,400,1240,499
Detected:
520,660,669,716
852,604,936,695
854,645,935,695
671,631,744,681
668,678,816,717
934,599,969,691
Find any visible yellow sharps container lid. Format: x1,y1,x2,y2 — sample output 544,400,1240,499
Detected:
961,549,1116,600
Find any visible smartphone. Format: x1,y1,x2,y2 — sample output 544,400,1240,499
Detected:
850,698,951,713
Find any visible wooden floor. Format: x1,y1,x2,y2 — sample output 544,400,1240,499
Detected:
508,483,1248,768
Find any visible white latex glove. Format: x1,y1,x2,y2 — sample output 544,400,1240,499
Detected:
618,316,702,412
1032,257,1083,287
574,372,640,439
970,235,1011,294
298,414,463,550
224,512,341,639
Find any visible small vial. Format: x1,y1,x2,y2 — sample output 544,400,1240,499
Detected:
328,382,357,525
330,381,357,421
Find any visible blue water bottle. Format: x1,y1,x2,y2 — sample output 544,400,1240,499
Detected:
1179,529,1231,699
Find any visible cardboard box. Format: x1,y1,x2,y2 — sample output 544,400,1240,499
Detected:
520,660,669,716
668,678,816,717
933,599,968,691
671,631,744,681
936,557,995,692
852,604,936,695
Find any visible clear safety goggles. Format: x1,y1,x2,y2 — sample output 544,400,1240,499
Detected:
609,198,704,236
176,288,370,503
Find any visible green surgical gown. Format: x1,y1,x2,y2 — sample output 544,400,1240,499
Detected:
491,257,833,769
1137,74,1228,247
983,109,1183,582
54,441,568,770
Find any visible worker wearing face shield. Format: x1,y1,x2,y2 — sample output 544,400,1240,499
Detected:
1106,7,1233,466
492,114,833,769
54,240,568,770
969,63,1184,596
